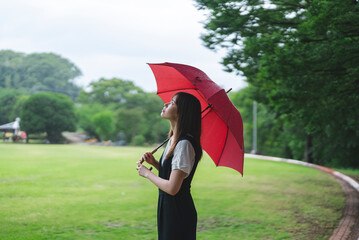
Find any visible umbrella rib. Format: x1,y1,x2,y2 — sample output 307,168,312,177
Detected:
157,88,198,95
217,126,229,167
201,107,213,119
201,104,212,113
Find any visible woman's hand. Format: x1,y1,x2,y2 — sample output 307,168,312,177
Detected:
136,162,151,178
137,152,159,173
140,152,156,166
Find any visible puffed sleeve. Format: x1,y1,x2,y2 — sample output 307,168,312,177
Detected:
171,140,195,177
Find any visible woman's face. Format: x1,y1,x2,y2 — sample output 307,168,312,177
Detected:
161,96,178,121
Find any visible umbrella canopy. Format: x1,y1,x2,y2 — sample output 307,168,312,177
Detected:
148,62,244,175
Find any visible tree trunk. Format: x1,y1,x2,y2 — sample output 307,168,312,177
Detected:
305,134,313,163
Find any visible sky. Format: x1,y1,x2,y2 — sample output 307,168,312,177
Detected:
0,0,247,92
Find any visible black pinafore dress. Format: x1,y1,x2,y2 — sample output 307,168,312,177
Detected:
157,136,200,240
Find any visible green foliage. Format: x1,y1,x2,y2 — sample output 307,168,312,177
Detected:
77,77,144,107
116,108,146,143
0,88,25,124
77,78,169,145
91,111,115,141
0,50,82,100
8,94,30,123
132,135,146,146
196,0,359,167
75,103,104,139
21,92,77,143
230,87,306,159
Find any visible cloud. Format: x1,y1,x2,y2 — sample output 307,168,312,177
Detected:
0,0,247,92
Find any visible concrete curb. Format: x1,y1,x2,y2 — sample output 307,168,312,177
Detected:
245,153,359,193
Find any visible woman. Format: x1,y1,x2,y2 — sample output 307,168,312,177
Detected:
136,92,203,240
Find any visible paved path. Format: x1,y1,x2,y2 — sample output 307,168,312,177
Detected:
245,154,359,240
62,132,88,144
329,176,359,240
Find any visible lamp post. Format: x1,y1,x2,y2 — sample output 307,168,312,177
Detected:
251,101,257,154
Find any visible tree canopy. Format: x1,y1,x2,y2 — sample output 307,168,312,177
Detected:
91,111,116,141
76,78,169,144
21,92,77,143
196,0,359,167
0,50,82,100
0,88,25,125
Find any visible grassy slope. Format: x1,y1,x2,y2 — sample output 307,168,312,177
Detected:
0,144,345,240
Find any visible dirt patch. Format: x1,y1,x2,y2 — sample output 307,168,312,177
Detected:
106,221,124,229
197,216,244,232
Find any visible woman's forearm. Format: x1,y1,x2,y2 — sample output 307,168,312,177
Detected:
146,170,186,196
147,172,174,195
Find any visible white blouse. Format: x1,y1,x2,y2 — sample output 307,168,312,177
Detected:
162,138,196,178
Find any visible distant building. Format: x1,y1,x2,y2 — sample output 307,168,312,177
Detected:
0,118,26,141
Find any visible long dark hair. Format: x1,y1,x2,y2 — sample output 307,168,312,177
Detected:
166,92,202,161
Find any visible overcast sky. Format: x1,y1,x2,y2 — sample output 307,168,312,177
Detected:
0,0,247,92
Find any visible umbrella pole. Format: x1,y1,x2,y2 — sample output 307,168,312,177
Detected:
139,138,169,171
151,137,169,154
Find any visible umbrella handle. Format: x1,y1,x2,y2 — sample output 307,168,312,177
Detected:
139,138,170,171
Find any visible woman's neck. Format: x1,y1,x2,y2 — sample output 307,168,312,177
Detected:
170,120,177,134
169,120,178,141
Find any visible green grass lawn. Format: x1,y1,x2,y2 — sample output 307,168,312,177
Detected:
0,144,345,240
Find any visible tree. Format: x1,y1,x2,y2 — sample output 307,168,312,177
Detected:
136,92,169,144
91,111,115,141
196,0,359,167
132,135,146,146
116,108,146,143
0,50,82,100
75,103,104,139
77,77,144,107
21,92,77,143
8,95,30,124
0,88,25,124
230,87,306,159
77,78,169,145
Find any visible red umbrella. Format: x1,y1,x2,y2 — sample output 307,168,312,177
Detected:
148,62,244,175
